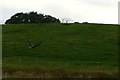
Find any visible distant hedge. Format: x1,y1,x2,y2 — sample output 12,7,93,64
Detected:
5,12,60,24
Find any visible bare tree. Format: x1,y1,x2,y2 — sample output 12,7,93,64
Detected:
61,17,73,23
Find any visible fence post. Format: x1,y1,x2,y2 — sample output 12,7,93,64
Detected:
80,63,82,72
18,57,21,77
49,61,52,68
35,57,38,68
19,57,21,70
4,71,8,78
64,62,67,70
96,62,100,72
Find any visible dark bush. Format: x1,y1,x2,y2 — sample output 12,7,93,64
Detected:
83,22,88,24
5,12,60,24
74,22,79,24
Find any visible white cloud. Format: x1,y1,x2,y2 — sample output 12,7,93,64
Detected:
0,0,119,24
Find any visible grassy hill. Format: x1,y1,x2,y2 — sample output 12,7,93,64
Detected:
2,23,118,78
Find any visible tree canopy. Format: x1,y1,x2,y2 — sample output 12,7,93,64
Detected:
5,12,60,24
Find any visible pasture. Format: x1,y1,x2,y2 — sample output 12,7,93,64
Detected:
2,23,118,78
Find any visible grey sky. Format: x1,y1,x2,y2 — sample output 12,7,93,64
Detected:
0,0,119,24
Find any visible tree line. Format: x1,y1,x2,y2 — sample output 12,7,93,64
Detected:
5,12,60,24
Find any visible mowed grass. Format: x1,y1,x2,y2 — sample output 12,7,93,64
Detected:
2,23,118,74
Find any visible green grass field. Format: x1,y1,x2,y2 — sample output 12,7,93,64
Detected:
2,23,118,78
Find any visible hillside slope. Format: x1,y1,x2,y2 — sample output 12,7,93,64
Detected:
2,23,118,75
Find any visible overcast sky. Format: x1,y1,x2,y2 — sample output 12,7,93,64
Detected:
0,0,119,24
